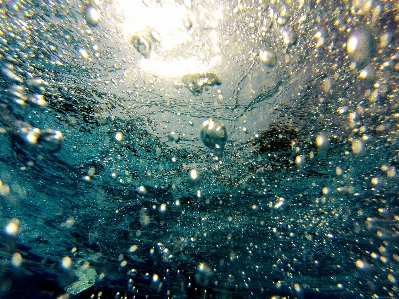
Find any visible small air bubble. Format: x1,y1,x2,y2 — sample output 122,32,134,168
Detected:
62,256,72,269
168,131,179,143
259,49,277,67
351,139,363,154
315,134,327,148
115,132,123,141
11,252,22,267
5,218,19,236
189,169,199,181
86,5,101,26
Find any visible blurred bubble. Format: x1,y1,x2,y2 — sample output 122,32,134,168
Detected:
9,85,26,101
359,65,376,81
315,133,328,148
168,131,179,143
11,252,22,267
137,185,147,195
28,94,47,107
85,4,101,26
295,155,305,167
322,187,330,195
131,35,151,58
351,139,363,154
115,132,123,142
5,218,19,236
150,29,161,42
38,129,64,152
277,16,288,25
259,49,277,67
195,263,212,287
274,197,285,210
189,169,199,181
387,166,395,178
282,27,297,46
88,167,96,176
0,180,10,196
159,203,167,212
355,259,367,269
62,256,72,269
200,119,227,154
1,66,22,82
129,245,138,252
139,208,150,226
25,128,40,144
61,216,75,228
314,29,325,48
347,28,374,67
182,73,221,95
152,273,159,282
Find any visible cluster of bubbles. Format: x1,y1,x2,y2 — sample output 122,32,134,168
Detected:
0,0,398,299
1,64,64,153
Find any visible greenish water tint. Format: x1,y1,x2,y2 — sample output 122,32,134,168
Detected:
0,1,398,298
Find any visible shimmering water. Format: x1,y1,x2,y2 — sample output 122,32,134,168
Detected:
0,0,398,298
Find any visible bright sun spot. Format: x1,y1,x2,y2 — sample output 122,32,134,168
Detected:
113,0,223,78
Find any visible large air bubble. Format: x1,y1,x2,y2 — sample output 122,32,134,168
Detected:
200,119,228,154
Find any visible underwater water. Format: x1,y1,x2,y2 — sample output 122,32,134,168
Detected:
0,0,399,298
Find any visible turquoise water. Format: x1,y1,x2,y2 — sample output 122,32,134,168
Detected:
0,1,398,298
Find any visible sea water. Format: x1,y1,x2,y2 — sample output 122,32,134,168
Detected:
0,1,398,298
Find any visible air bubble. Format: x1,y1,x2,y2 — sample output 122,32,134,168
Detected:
115,132,123,141
137,185,147,195
131,35,151,58
282,28,297,46
195,263,212,287
5,218,19,236
314,30,325,48
29,94,47,107
86,4,101,26
200,119,228,154
150,30,161,42
358,65,375,81
38,129,64,152
315,133,328,149
25,128,40,144
62,256,72,269
189,169,199,181
274,197,285,210
1,67,22,82
347,28,374,67
295,155,305,167
183,0,192,9
259,49,277,67
183,16,192,29
351,139,363,154
11,252,23,267
168,131,179,143
182,73,221,95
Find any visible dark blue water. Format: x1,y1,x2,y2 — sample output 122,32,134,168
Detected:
0,1,398,298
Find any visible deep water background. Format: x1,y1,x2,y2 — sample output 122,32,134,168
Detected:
1,1,399,299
